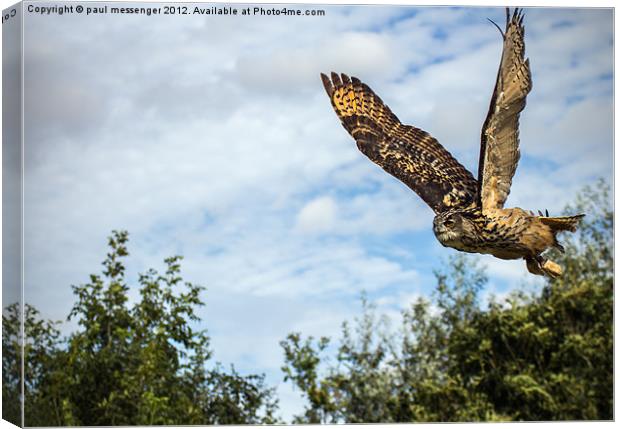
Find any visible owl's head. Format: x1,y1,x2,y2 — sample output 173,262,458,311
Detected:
432,211,477,249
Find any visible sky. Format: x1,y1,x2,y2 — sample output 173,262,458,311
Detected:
5,1,615,422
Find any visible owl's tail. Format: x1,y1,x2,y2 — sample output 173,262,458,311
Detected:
539,213,585,254
539,214,585,232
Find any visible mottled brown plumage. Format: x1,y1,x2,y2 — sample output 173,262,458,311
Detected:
320,8,584,278
479,8,530,211
320,72,478,214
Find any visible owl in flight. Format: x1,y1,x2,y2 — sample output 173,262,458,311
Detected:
321,8,583,278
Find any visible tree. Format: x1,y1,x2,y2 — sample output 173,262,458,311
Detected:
281,181,612,422
2,303,22,427
281,296,396,423
281,257,501,423
2,302,67,426
3,230,279,426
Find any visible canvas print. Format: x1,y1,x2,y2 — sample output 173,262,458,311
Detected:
2,1,613,426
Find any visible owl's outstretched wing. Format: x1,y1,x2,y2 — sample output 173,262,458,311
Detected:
321,72,478,214
478,8,532,211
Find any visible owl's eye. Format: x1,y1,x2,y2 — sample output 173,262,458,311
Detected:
444,217,456,227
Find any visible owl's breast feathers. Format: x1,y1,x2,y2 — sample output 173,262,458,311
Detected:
461,208,554,259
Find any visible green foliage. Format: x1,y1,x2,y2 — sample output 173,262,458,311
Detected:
200,364,279,424
2,303,67,426
4,230,279,426
281,333,333,423
3,303,64,426
281,296,397,423
281,182,612,422
2,303,22,426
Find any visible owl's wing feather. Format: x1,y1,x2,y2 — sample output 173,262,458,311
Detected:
321,72,478,214
478,8,532,210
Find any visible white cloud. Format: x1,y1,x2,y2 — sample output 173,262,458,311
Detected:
234,31,398,95
521,97,612,169
295,196,338,234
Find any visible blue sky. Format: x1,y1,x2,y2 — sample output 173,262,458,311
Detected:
10,2,614,421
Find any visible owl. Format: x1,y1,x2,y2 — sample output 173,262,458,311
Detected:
321,8,583,278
